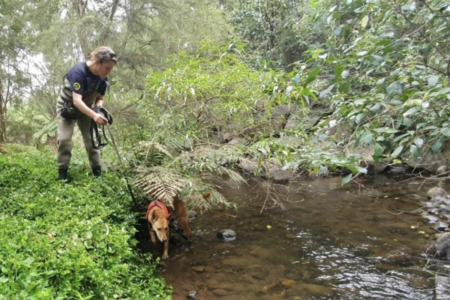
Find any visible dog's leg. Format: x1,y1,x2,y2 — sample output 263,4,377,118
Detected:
163,228,169,259
150,230,157,245
174,197,192,241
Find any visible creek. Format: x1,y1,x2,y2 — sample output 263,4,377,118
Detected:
144,175,439,300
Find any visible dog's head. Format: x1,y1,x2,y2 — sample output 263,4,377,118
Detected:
147,208,170,242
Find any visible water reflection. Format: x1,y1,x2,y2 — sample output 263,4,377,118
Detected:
158,175,436,300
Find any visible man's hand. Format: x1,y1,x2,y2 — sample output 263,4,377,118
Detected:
93,113,108,125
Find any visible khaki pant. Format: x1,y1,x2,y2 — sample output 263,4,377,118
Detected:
56,95,101,170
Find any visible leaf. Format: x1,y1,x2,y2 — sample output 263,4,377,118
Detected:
357,166,368,174
410,144,421,157
285,86,294,95
391,145,404,158
304,68,321,86
370,103,382,113
413,137,424,148
361,15,369,28
361,132,373,144
319,84,335,99
373,143,384,162
341,173,352,185
354,99,366,105
334,65,344,82
339,81,350,92
441,127,450,137
357,51,368,56
387,81,403,95
401,2,416,12
341,70,349,79
355,113,365,124
376,78,385,85
403,107,417,117
293,73,301,85
403,118,413,128
428,75,439,86
432,137,444,153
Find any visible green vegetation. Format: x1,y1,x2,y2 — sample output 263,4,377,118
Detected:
0,148,171,300
3,0,450,295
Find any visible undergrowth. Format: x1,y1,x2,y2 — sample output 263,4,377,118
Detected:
0,149,171,300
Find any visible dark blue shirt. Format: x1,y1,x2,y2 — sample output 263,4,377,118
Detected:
66,62,108,96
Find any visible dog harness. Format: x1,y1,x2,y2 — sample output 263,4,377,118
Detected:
146,200,170,220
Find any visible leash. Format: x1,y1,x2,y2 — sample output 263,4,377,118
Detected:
88,105,138,207
105,122,139,208
91,107,113,150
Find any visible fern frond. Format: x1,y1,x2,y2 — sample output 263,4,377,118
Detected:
181,180,230,212
135,141,173,158
164,135,193,152
171,146,246,184
133,141,173,167
134,166,186,204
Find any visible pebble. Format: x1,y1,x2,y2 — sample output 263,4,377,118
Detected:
217,229,236,242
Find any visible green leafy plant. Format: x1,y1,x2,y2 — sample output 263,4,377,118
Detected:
0,151,172,299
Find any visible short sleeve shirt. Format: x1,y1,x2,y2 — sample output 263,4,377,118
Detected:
66,62,108,96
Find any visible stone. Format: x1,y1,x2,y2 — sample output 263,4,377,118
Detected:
421,213,439,224
436,275,450,300
191,265,206,273
281,279,295,289
217,229,236,242
239,159,260,174
437,166,449,175
434,232,450,259
428,187,447,199
406,151,448,173
435,222,449,232
188,290,197,299
245,265,270,280
188,210,197,221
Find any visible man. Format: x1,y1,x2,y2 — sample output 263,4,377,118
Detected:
56,46,117,180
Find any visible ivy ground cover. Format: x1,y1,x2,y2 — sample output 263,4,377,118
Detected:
0,150,171,300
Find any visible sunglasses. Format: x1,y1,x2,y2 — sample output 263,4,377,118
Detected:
99,52,117,63
109,53,117,62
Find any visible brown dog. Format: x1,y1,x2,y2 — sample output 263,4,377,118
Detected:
146,197,192,259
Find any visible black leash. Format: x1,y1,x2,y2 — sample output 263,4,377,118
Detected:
90,106,138,207
105,122,139,208
91,107,113,150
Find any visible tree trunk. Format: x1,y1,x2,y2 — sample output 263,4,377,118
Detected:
0,75,7,144
71,0,90,57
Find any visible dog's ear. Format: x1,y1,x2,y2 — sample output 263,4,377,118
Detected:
151,211,158,223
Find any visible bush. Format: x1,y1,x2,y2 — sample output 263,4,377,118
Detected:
0,151,171,300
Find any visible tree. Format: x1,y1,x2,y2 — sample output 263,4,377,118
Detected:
230,0,328,70
0,0,34,143
2,0,231,144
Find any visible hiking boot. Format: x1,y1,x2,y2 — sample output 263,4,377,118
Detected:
58,168,68,180
92,167,102,177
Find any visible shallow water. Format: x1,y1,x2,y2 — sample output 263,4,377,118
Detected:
150,175,439,299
